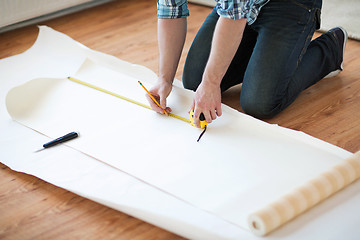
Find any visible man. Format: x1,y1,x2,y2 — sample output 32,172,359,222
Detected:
146,0,347,128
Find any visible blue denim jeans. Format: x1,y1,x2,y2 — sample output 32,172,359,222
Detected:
183,0,341,118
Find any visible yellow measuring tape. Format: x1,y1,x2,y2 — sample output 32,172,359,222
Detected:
68,77,191,123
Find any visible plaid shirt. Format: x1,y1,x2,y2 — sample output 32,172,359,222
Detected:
157,0,269,24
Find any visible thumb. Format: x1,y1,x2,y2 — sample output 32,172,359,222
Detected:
160,94,167,109
190,99,195,113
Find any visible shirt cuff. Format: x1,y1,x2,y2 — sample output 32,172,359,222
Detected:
157,0,190,19
216,1,248,20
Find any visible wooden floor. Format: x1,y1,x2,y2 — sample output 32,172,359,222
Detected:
0,0,359,239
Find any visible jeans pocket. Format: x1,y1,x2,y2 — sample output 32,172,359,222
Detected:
288,0,312,11
259,0,312,26
290,0,321,29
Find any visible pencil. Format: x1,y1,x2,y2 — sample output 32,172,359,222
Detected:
138,81,168,115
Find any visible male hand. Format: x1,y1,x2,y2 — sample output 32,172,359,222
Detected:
191,80,222,128
146,79,172,114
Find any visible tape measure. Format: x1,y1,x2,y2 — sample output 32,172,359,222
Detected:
189,109,207,129
68,76,194,123
189,109,207,142
68,77,208,141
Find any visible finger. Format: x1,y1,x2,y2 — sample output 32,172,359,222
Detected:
165,106,172,113
203,110,213,124
216,105,222,117
210,109,217,120
159,95,169,115
189,100,195,114
146,94,164,114
194,107,202,128
159,94,167,110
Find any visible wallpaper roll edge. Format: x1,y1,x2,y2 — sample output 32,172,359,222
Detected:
248,151,360,236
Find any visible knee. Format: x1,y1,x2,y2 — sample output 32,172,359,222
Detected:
240,96,279,119
182,57,203,91
182,66,198,91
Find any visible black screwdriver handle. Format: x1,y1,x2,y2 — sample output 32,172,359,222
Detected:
43,132,79,148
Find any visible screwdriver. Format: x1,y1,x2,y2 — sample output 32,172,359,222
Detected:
35,131,79,152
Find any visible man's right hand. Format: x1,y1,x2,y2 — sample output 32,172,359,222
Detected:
146,79,173,114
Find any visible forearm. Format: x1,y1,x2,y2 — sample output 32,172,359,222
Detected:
203,17,247,86
158,18,187,84
191,17,246,125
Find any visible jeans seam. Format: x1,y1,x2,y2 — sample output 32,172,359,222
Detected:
297,31,313,67
296,1,317,67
